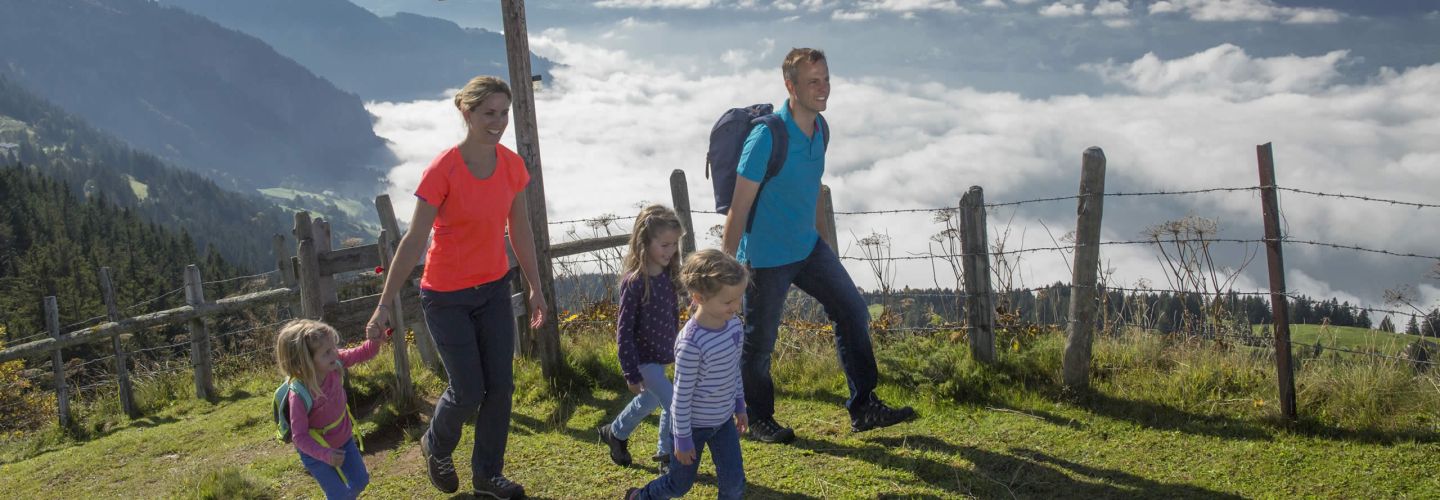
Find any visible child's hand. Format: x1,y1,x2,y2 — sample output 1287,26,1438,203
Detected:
735,413,749,434
627,381,644,395
366,304,390,341
326,448,345,467
674,449,697,466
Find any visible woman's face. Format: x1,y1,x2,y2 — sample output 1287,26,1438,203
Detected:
465,93,511,144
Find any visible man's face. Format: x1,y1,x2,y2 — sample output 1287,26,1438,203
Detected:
788,59,830,115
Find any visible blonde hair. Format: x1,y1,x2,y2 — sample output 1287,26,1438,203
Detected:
274,319,340,398
621,204,685,302
453,76,512,113
680,249,748,300
782,47,827,84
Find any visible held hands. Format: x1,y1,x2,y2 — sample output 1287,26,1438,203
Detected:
326,448,345,467
366,304,391,342
735,413,749,435
627,381,645,395
674,448,697,466
527,289,548,329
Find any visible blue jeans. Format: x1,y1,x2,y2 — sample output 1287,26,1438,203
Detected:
420,274,516,482
742,239,878,419
610,363,674,457
635,419,745,500
298,437,368,500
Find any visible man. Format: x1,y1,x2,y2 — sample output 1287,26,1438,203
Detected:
722,48,915,444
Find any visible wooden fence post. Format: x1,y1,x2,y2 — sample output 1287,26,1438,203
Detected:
45,296,70,429
1257,142,1298,421
671,169,697,258
375,195,441,373
295,212,324,320
377,230,415,406
274,234,300,320
1063,147,1107,390
184,264,216,401
99,267,139,418
501,0,564,381
820,184,839,253
313,218,338,307
959,187,995,364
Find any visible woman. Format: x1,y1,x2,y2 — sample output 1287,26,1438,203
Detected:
367,75,545,500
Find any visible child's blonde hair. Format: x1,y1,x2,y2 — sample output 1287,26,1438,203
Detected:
680,249,748,300
621,204,685,302
274,319,340,397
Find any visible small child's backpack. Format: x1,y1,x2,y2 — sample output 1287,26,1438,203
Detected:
272,377,314,443
705,103,829,232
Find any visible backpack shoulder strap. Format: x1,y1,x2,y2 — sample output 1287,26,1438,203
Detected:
287,378,314,412
754,113,789,180
817,113,830,152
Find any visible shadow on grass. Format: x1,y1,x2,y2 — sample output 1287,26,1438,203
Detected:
1070,390,1275,442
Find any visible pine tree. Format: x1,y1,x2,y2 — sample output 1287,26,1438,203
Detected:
1407,316,1422,336
1356,309,1372,329
1379,315,1395,333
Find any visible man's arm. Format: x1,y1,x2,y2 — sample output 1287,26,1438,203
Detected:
721,177,759,257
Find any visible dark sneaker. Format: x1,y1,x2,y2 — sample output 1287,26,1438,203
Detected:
598,425,633,466
850,396,917,432
747,416,796,444
420,433,458,494
474,475,526,499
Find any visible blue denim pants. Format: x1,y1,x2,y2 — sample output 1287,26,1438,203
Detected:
609,362,674,457
298,437,368,500
420,274,516,482
742,239,878,419
635,419,745,500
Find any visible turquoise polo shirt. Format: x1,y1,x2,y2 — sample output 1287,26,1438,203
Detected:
736,99,826,268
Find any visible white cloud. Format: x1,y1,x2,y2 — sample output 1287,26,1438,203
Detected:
832,9,875,20
1081,44,1348,99
1146,0,1341,24
1092,0,1129,17
593,0,715,8
1103,18,1134,28
601,17,667,39
369,36,1440,303
1039,1,1086,17
980,0,1007,8
857,0,967,13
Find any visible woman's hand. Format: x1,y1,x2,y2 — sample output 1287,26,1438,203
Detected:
366,304,390,341
527,288,547,328
326,448,345,467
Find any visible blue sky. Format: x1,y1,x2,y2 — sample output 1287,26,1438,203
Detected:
354,0,1440,311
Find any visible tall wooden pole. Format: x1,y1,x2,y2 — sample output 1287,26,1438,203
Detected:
184,264,216,401
1257,142,1298,421
500,0,562,379
45,296,70,429
670,169,697,258
1063,147,1106,390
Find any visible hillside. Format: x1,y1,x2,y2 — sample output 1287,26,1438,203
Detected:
0,75,370,273
1,330,1437,498
158,0,556,102
0,0,394,197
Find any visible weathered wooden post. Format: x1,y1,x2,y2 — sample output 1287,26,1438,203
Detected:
670,169,697,258
959,187,996,364
45,296,70,429
375,195,441,372
99,267,139,418
274,234,300,319
1257,142,1298,421
1063,147,1106,390
820,184,839,253
295,212,324,320
501,0,563,380
377,229,415,405
184,264,216,401
313,218,338,307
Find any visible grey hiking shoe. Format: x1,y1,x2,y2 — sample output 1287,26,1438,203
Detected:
474,474,526,499
748,416,796,444
850,396,917,432
420,433,458,493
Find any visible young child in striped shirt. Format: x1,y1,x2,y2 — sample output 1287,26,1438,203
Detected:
627,249,749,500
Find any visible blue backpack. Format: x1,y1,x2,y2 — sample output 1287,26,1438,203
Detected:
705,103,829,231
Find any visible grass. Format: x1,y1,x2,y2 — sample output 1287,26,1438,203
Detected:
257,187,366,220
2,325,1439,498
1252,323,1427,354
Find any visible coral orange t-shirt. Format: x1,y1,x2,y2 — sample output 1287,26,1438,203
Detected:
414,144,530,291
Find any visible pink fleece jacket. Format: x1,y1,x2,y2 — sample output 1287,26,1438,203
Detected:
288,338,380,461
